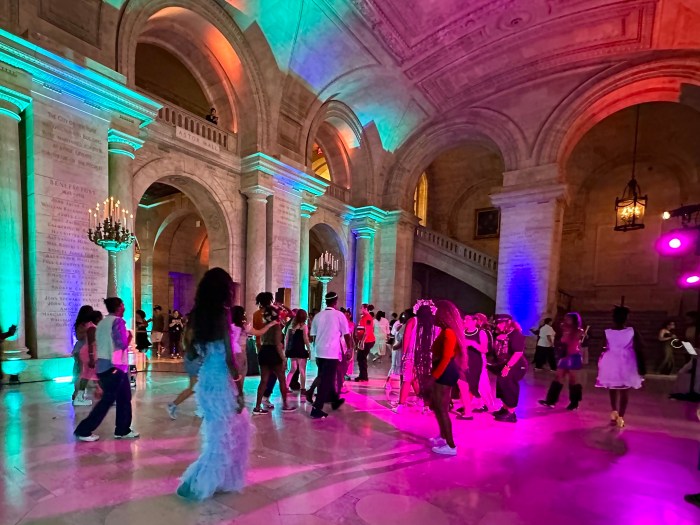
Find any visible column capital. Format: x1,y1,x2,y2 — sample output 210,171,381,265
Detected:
242,152,328,197
108,128,144,160
300,201,318,219
242,184,273,203
0,85,31,121
491,181,569,209
352,221,377,239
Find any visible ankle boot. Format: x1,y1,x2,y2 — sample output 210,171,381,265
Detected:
539,381,563,407
566,384,583,411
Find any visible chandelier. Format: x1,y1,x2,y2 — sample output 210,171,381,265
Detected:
614,106,647,232
312,251,338,278
88,197,135,252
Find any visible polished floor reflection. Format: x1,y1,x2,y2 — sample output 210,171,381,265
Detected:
1,366,699,525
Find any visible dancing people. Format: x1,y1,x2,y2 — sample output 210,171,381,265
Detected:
657,319,677,374
539,312,585,411
384,309,410,391
151,305,167,357
428,300,466,455
473,313,497,412
253,301,296,414
596,306,645,428
71,305,95,406
532,317,556,370
74,297,139,442
491,314,528,423
455,313,489,420
134,309,151,354
309,292,352,419
169,310,184,358
285,309,312,395
177,268,251,500
372,311,390,363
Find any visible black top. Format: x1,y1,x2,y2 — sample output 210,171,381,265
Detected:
493,328,526,365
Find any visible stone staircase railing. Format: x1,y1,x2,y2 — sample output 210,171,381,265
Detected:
326,183,350,203
415,226,498,275
141,91,238,154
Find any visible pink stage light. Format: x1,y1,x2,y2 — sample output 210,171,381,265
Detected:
656,228,698,256
679,272,700,288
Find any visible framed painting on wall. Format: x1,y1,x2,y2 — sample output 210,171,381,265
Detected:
475,207,500,239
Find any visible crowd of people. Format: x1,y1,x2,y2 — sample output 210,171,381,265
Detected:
61,267,676,502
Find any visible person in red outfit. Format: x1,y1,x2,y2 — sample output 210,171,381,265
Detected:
428,300,466,456
354,304,375,382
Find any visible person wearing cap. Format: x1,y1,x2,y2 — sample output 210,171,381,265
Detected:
309,292,353,419
491,314,528,423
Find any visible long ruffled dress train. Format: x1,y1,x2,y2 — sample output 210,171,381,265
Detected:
177,339,252,501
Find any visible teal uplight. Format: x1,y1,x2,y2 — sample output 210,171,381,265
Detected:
2,359,27,375
53,376,74,383
108,148,136,160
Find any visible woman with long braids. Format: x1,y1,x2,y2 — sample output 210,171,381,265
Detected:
177,268,252,500
539,312,585,411
427,300,466,455
392,300,439,414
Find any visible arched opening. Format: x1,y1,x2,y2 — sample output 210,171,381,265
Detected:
135,42,210,118
308,223,347,313
412,263,495,315
418,142,504,257
559,101,700,366
310,142,331,181
413,172,428,226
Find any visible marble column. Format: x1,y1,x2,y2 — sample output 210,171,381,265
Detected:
299,201,317,311
491,164,567,332
352,224,376,322
0,90,30,356
243,186,272,315
107,129,144,327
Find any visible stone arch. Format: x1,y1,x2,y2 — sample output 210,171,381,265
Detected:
307,218,350,309
383,109,526,210
116,0,271,152
533,58,700,168
304,99,376,205
133,158,234,272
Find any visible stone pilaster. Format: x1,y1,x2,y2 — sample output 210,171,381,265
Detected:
377,210,420,314
107,128,144,327
491,164,567,331
299,200,317,311
241,185,273,316
0,86,31,358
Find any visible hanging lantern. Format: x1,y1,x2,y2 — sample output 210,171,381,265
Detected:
614,105,647,232
614,177,647,231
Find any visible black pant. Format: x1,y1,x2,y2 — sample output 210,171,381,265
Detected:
495,359,528,409
357,342,374,380
75,368,132,437
264,373,277,398
533,345,557,370
313,358,340,410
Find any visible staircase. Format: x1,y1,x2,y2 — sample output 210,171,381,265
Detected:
413,227,498,299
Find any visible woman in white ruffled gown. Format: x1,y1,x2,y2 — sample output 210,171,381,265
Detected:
596,306,645,429
177,268,252,501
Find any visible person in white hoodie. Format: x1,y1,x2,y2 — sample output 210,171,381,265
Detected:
74,297,139,442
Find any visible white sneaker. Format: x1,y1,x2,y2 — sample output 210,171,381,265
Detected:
114,430,140,439
166,403,177,420
432,444,457,456
262,398,275,410
391,404,406,414
72,392,92,406
76,433,99,442
429,436,447,447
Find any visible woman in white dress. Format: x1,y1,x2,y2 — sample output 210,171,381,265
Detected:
596,306,645,428
373,311,391,363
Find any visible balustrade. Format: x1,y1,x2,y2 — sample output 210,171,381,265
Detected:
415,226,498,274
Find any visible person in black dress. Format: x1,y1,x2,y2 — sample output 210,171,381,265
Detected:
285,309,311,394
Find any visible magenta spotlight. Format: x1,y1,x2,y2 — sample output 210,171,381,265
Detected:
679,272,700,288
656,228,698,256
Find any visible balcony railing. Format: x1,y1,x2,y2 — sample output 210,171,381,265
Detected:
326,183,350,203
139,90,238,153
415,226,498,275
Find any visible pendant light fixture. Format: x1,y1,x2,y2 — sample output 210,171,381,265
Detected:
614,105,647,232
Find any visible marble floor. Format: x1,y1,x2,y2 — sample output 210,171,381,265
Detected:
1,364,699,525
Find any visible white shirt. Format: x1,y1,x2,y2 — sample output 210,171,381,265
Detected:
538,324,555,347
310,307,350,360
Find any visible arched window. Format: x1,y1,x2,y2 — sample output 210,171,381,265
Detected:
311,142,331,181
414,172,428,226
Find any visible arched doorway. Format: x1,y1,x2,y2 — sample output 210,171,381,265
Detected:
308,223,347,314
